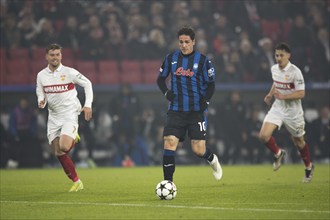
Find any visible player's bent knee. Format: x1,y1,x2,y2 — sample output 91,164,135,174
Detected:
59,143,72,153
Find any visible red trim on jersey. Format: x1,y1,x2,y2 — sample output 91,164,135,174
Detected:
43,83,75,93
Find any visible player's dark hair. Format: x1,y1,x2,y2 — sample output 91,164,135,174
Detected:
46,43,62,53
275,42,291,53
177,26,195,40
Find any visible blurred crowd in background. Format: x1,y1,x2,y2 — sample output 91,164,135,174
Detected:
0,0,329,168
1,0,329,82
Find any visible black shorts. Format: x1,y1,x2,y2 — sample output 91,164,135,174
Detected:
163,110,207,142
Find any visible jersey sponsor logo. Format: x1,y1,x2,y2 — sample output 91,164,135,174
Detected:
297,79,304,85
43,83,75,93
274,80,295,90
175,67,194,77
193,63,198,70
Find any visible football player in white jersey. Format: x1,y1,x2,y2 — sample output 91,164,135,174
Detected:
258,42,314,182
36,43,93,192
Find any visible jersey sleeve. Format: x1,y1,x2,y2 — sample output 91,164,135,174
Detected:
36,73,47,106
70,68,94,108
159,55,170,78
294,68,305,91
203,57,216,83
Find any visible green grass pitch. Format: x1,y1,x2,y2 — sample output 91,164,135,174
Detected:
1,164,329,219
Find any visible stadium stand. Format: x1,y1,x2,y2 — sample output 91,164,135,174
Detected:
142,60,162,84
75,60,98,84
98,60,121,85
120,60,143,84
5,60,32,85
7,48,30,60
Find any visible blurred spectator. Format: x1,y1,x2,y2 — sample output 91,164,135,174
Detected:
224,1,261,45
0,107,11,168
145,28,167,59
287,14,313,71
224,50,244,82
256,37,274,82
309,106,330,163
255,57,272,82
310,28,329,81
3,14,21,49
217,91,247,164
0,122,10,168
104,12,126,60
81,28,106,60
110,84,142,166
213,43,231,82
211,13,236,47
8,97,42,167
126,28,146,60
258,37,275,66
34,18,58,47
243,105,271,163
17,14,38,48
58,16,80,52
239,39,258,81
79,14,104,43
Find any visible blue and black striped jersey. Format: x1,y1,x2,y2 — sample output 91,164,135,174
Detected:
159,50,216,112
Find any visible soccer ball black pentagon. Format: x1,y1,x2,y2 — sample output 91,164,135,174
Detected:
155,180,177,200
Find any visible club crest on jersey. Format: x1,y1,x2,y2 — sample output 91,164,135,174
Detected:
193,63,198,70
284,75,289,81
60,74,66,81
175,67,194,77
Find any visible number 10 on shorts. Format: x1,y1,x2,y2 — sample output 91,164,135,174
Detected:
198,122,206,131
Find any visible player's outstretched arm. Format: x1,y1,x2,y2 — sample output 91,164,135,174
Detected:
264,83,275,105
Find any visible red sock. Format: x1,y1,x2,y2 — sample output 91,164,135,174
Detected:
265,136,280,155
299,143,311,167
57,154,79,182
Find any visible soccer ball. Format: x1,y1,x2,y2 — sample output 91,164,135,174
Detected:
155,180,177,200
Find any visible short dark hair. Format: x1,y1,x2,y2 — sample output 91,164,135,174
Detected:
177,26,195,40
46,43,62,53
275,42,291,53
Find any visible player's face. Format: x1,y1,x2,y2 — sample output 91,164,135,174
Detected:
179,35,195,55
46,49,62,69
274,49,290,69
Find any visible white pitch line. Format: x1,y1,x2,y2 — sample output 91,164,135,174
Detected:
1,200,329,214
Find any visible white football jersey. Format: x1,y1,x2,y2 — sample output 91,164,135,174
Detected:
270,62,305,112
36,64,93,119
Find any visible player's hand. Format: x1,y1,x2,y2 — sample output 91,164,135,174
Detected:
273,90,284,100
264,94,273,106
165,90,175,102
82,107,92,121
200,98,209,112
38,99,46,109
